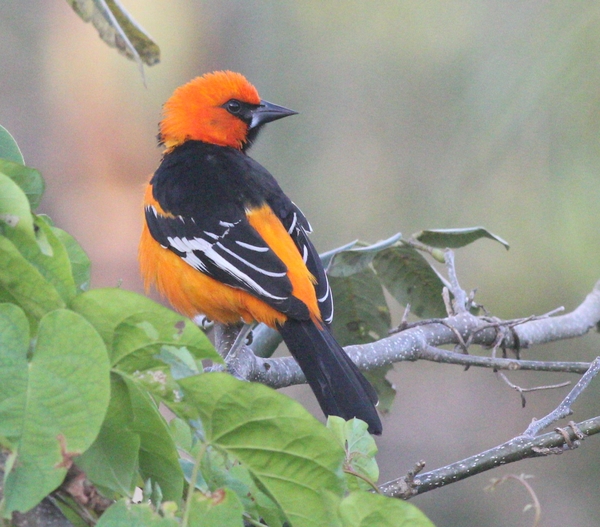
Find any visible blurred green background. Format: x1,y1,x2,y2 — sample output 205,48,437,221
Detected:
2,1,600,525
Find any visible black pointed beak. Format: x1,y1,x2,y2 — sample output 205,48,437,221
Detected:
250,100,298,129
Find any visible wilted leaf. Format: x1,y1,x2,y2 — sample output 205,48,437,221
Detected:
67,0,160,73
413,227,509,250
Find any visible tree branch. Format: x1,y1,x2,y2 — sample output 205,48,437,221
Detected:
377,357,600,498
379,415,599,498
243,280,600,389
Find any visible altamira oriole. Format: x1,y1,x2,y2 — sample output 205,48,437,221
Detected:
139,71,382,434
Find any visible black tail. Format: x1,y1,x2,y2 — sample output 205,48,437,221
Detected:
278,318,382,435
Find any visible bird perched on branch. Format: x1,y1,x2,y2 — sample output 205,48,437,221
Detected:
139,71,382,434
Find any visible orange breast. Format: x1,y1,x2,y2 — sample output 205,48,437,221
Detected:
139,186,321,328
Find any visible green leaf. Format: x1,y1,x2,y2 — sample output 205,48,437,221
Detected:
228,463,286,527
3,216,78,304
67,0,160,71
77,374,140,498
0,304,30,444
96,500,179,527
328,417,379,492
363,365,396,415
373,246,447,318
51,226,91,293
155,345,201,380
413,227,509,250
327,234,404,278
0,235,65,321
186,445,284,524
0,159,44,211
120,374,184,502
2,309,110,515
320,239,360,270
179,372,346,527
339,492,436,527
169,417,193,453
0,172,34,238
69,288,220,368
329,268,391,346
0,125,24,164
52,494,94,527
187,488,245,527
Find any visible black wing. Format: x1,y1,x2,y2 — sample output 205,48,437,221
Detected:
274,201,334,325
145,203,310,320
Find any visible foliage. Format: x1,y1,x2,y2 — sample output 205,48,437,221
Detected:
66,0,160,74
0,127,441,525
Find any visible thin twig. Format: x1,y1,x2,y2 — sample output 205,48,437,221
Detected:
495,370,571,408
379,415,600,499
522,357,600,437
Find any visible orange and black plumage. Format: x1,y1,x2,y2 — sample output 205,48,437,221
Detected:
139,71,382,434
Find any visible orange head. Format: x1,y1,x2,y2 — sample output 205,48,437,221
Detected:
159,70,297,150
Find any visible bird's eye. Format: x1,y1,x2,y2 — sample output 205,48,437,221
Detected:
226,100,242,114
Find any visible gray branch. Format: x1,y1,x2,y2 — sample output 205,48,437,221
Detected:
379,356,600,498
239,280,600,389
378,415,600,499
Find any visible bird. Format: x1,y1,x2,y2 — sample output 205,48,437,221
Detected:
139,71,382,434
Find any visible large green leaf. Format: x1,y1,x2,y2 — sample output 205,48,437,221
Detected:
0,172,34,239
3,216,78,304
373,246,447,318
413,227,509,250
187,488,245,527
51,226,91,293
77,374,140,498
0,159,44,211
0,235,65,321
69,288,220,368
179,372,346,527
2,309,110,515
120,374,184,502
328,417,379,493
339,492,436,527
329,268,391,346
95,500,179,527
0,125,24,164
0,304,30,445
